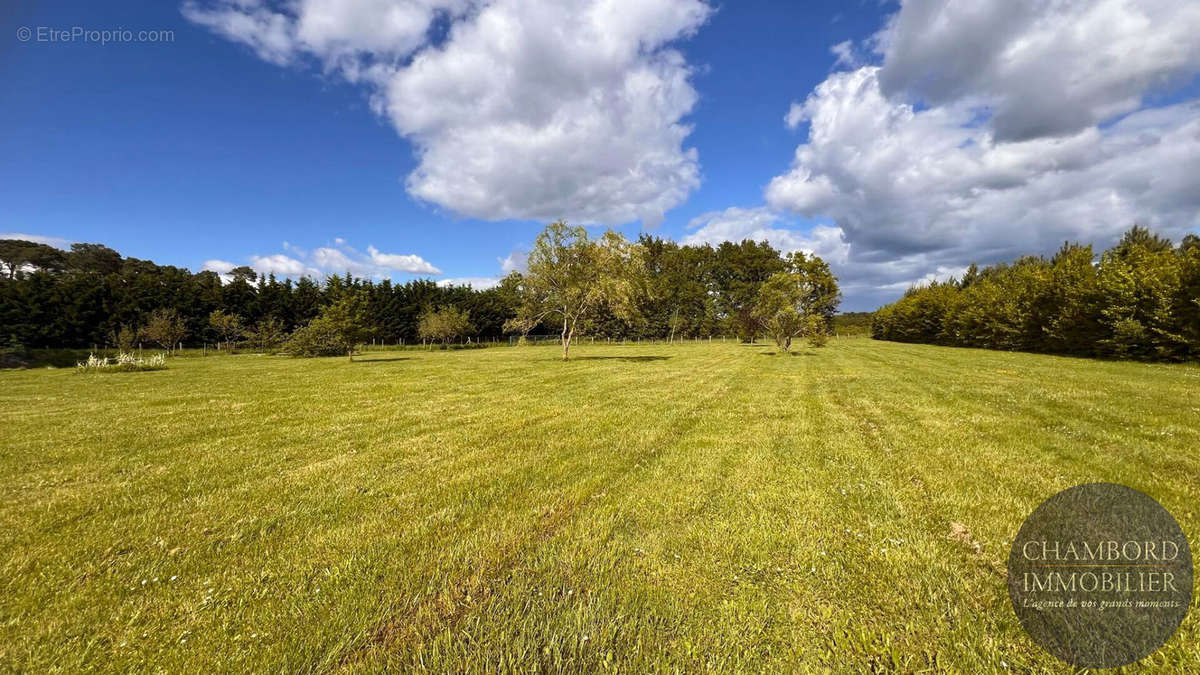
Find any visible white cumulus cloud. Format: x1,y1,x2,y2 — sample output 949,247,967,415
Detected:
183,0,711,226
367,245,441,274
764,0,1200,308
201,259,235,274
681,207,850,265
205,238,440,280
499,249,527,274
437,276,502,289
0,232,74,249
874,0,1200,141
250,253,323,278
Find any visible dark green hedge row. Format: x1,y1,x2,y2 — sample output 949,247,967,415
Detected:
871,227,1200,361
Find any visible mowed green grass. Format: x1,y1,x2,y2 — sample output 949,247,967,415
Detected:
2,339,1198,673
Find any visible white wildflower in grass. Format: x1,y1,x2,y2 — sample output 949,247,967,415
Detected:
76,352,167,374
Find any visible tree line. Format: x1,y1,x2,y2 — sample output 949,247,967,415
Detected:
503,221,838,359
871,226,1200,361
0,225,841,357
0,239,517,350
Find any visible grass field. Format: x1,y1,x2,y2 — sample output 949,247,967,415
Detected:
2,338,1198,672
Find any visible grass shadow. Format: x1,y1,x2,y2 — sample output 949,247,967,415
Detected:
354,357,412,364
573,356,672,362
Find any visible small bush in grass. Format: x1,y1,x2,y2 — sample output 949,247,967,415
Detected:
244,317,287,353
1,340,31,369
284,296,371,360
108,324,140,353
75,352,167,373
282,317,346,357
806,315,830,348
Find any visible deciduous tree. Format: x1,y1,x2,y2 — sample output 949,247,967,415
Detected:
244,317,287,353
0,239,66,279
418,307,474,347
510,221,645,361
142,308,188,354
208,310,244,351
753,260,841,353
285,294,371,360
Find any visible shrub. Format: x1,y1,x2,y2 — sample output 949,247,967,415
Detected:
283,316,347,357
0,340,31,369
108,324,139,353
244,317,287,353
283,295,371,360
806,315,829,347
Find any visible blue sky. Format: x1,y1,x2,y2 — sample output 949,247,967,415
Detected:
3,1,1199,310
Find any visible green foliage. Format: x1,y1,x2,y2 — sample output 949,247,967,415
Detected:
2,233,841,351
208,310,244,350
418,306,474,346
282,317,346,358
0,338,31,369
872,226,1198,361
65,243,122,275
141,308,188,354
806,315,829,347
753,260,841,352
832,312,873,336
1177,237,1200,349
108,324,140,353
784,250,842,326
0,244,519,350
754,274,805,353
637,235,720,340
244,317,287,353
284,295,370,359
1096,239,1186,359
511,221,647,360
0,239,66,278
1041,243,1100,354
713,239,787,341
501,312,538,341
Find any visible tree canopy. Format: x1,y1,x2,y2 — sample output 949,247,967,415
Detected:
284,295,371,360
752,253,840,353
509,221,647,360
872,226,1200,361
1,227,841,354
418,307,474,347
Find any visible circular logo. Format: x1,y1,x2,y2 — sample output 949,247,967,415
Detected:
17,26,33,42
1008,483,1192,668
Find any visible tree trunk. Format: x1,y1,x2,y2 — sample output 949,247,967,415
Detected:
564,327,576,361
561,316,570,361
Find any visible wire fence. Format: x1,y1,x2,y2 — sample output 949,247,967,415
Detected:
508,335,745,347
60,333,859,361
